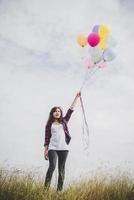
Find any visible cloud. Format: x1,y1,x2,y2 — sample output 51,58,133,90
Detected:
119,0,134,11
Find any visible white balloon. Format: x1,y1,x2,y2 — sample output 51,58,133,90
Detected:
106,35,117,48
89,46,103,64
103,49,116,61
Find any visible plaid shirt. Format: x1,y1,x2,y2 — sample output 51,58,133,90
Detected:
44,108,74,146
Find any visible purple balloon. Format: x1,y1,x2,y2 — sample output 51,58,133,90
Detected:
92,25,99,33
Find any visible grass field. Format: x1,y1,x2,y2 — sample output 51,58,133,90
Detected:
0,166,134,200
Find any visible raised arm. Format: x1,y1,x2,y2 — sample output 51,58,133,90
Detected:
64,92,81,122
70,91,81,110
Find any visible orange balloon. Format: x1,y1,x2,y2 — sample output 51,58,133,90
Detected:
77,34,87,47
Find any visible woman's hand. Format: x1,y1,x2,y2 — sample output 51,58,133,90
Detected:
44,148,48,160
70,91,81,110
76,91,81,98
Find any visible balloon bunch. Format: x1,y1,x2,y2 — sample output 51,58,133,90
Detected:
77,25,117,151
77,24,116,69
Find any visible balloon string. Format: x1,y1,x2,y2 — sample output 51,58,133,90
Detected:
79,95,90,149
79,66,101,150
79,66,99,91
79,67,89,91
80,96,89,135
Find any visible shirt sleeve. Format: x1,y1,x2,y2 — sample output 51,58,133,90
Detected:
44,124,51,146
63,108,74,123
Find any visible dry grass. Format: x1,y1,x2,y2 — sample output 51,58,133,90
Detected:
0,166,134,200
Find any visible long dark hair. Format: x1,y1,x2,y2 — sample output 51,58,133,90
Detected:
46,106,63,125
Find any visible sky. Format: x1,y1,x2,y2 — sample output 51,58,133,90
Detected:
0,0,134,184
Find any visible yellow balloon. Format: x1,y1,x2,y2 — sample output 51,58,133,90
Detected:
77,34,87,47
99,25,110,39
99,38,107,50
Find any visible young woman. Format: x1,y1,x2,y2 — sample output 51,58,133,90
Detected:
44,92,81,191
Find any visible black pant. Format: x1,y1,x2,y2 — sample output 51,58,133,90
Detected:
44,150,68,191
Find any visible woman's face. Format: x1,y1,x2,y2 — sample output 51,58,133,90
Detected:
53,108,62,119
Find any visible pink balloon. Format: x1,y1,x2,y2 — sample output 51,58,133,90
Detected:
96,60,107,68
87,33,100,47
84,55,94,69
